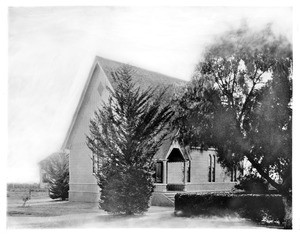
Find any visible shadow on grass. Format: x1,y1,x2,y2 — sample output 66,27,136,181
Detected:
95,213,146,220
8,210,57,217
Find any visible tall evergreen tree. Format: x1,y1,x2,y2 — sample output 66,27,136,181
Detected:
87,66,174,215
40,152,69,200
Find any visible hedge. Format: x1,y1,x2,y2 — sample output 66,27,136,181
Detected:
174,193,285,223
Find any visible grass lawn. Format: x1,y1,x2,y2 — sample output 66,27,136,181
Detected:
7,188,100,217
7,189,49,205
6,189,277,229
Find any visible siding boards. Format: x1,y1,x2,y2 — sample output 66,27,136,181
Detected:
189,149,232,184
68,65,111,201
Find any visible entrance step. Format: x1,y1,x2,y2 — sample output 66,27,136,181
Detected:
164,192,177,203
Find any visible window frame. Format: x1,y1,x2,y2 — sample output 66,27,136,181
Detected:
208,154,216,182
154,161,163,183
187,160,191,182
230,166,237,182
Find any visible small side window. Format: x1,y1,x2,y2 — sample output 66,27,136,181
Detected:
231,166,237,182
155,162,163,183
208,154,216,182
187,161,191,182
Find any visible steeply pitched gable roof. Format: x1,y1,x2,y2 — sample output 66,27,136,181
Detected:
96,56,185,91
153,132,175,161
154,130,191,162
61,56,186,149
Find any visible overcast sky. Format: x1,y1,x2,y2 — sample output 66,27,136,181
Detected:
8,6,292,183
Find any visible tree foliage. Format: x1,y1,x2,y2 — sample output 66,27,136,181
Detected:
40,152,69,200
174,25,292,197
235,173,269,194
87,66,174,215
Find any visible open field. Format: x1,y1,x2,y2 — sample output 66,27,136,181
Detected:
6,188,276,229
7,188,49,205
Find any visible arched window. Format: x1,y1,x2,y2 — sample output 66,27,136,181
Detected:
208,154,216,182
187,161,191,182
231,166,237,182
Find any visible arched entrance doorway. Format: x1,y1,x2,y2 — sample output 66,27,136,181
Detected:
167,148,185,186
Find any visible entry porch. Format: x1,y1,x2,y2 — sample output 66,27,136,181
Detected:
153,145,237,193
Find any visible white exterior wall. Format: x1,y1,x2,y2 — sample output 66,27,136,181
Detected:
185,149,236,192
154,147,238,193
189,149,232,184
67,64,112,202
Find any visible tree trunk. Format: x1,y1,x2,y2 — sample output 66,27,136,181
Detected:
244,155,292,228
282,195,292,229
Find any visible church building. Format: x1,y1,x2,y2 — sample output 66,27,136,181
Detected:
60,56,241,205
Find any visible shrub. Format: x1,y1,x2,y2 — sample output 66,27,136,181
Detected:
175,193,285,224
40,152,69,200
235,174,269,193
